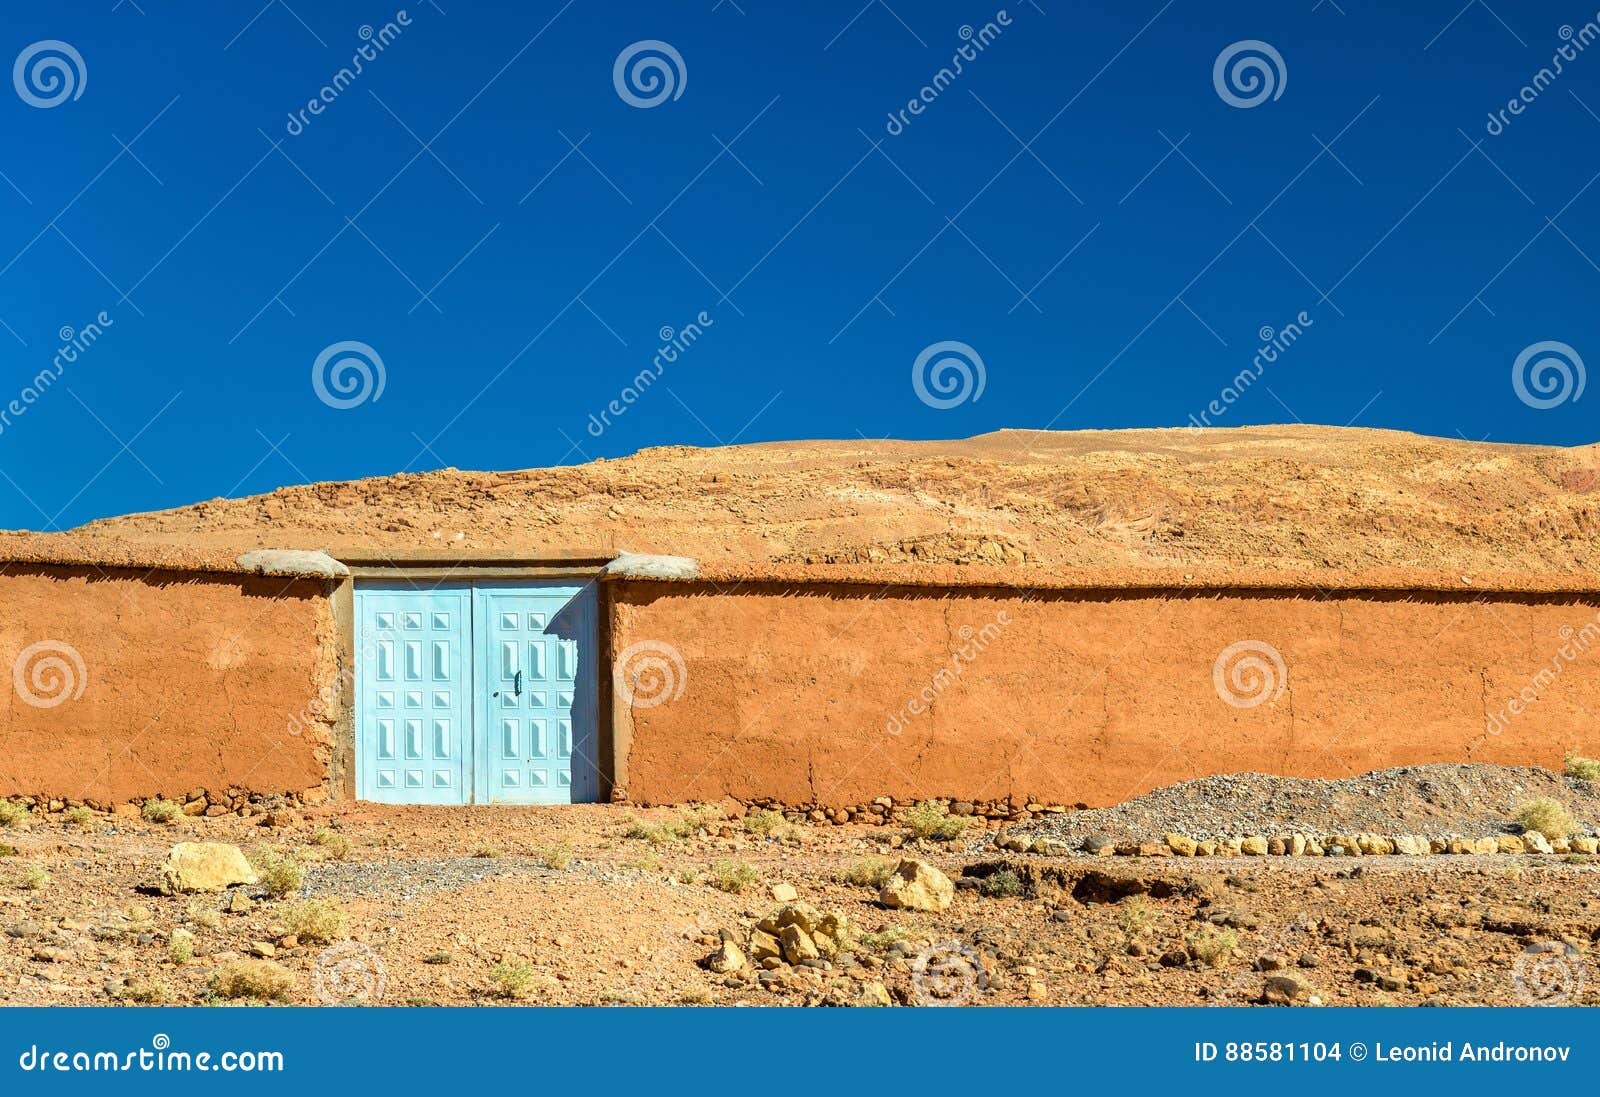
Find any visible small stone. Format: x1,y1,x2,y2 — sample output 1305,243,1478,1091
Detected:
780,924,819,965
225,891,254,914
1257,953,1288,972
878,859,954,913
1080,833,1115,855
124,904,152,922
1194,840,1217,857
1026,980,1049,1001
1165,833,1197,856
1159,948,1189,968
748,929,781,962
855,981,892,1007
1496,835,1524,855
157,842,258,894
249,941,276,958
1289,834,1308,856
1262,973,1313,1005
1392,835,1428,856
769,883,798,902
1571,836,1599,854
1240,836,1268,856
1471,837,1498,856
1522,832,1553,854
1267,837,1287,856
182,800,207,817
704,939,746,974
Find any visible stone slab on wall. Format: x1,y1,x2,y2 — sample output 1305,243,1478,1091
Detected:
0,566,335,804
609,581,1597,808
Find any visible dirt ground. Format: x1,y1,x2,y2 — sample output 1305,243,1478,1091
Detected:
3,795,1597,1008
15,424,1600,574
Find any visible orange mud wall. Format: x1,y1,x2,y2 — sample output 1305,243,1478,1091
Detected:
0,567,335,805
609,581,1594,809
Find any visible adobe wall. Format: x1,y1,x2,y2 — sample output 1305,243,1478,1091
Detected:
0,566,336,806
608,580,1600,809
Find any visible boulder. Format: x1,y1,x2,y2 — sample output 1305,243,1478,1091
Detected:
1165,833,1197,857
1522,831,1554,854
779,924,819,964
877,859,955,913
157,843,257,894
703,939,746,974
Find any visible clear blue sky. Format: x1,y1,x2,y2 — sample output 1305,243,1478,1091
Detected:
2,0,1598,530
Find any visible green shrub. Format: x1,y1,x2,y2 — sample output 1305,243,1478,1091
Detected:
249,847,303,899
666,804,724,838
13,865,48,891
1117,895,1155,939
282,899,346,944
1565,754,1600,781
857,926,909,952
842,856,896,888
904,800,969,842
742,809,784,837
622,818,670,845
978,868,1024,898
709,858,757,894
0,843,16,857
141,798,181,824
62,806,94,827
0,802,33,828
538,843,573,870
1185,926,1237,968
1516,797,1575,841
168,930,195,965
490,961,536,1000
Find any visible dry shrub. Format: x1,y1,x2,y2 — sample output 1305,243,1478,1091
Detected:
282,899,346,944
209,960,293,1001
842,856,896,889
710,859,757,894
141,798,181,824
1516,797,1575,841
904,800,969,841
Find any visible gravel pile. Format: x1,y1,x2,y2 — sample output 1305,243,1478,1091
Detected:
995,764,1600,849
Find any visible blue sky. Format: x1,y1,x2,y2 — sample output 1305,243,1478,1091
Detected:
2,0,1599,529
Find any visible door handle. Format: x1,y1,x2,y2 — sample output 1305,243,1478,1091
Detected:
513,670,524,697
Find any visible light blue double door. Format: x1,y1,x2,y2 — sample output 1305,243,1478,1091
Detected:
355,581,599,805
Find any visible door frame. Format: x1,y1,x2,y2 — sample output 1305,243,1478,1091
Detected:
329,553,615,805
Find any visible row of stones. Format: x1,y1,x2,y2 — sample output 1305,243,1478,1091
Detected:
4,787,318,818
734,797,1069,827
998,831,1600,857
